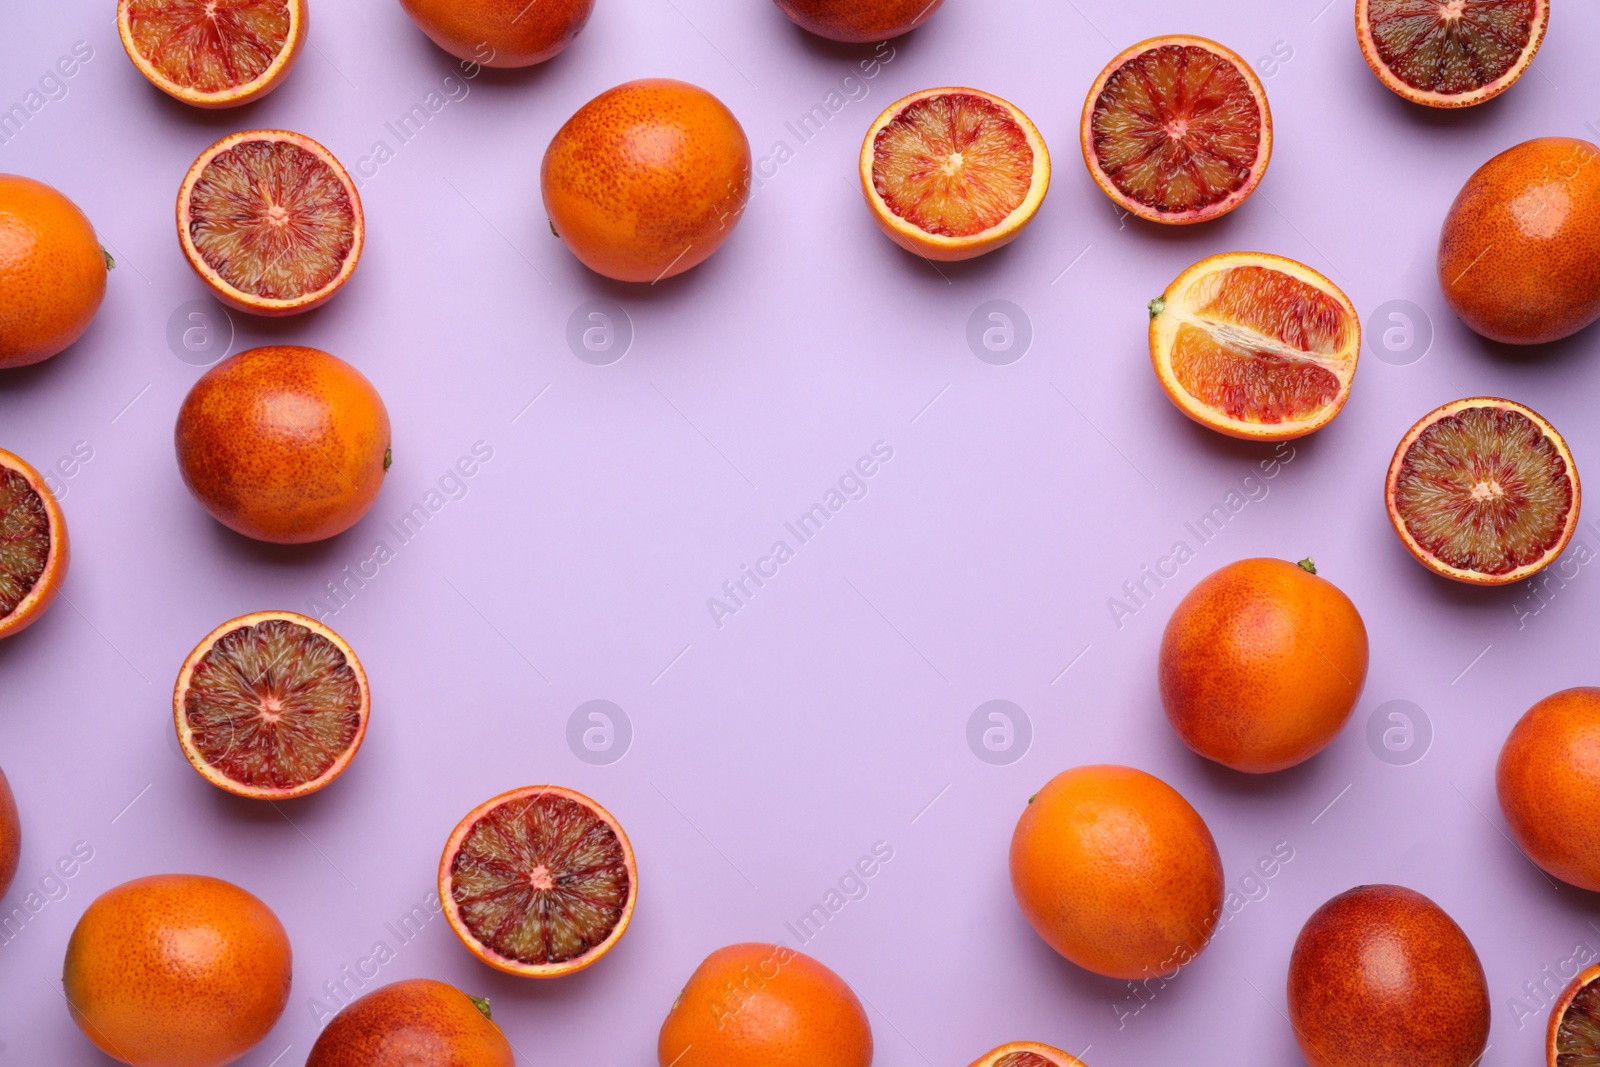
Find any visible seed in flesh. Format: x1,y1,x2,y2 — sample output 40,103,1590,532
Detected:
1365,0,1538,96
873,93,1033,237
126,0,292,93
0,469,50,619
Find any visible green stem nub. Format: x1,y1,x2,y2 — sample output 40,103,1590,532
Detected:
1148,297,1166,320
468,994,492,1020
102,247,116,271
383,447,393,472
1297,557,1318,575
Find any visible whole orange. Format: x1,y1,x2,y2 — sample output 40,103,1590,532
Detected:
399,0,594,67
1496,687,1600,890
63,874,292,1067
1160,558,1369,773
657,943,872,1067
0,766,18,899
1010,765,1223,980
542,79,751,283
1439,137,1600,344
774,0,944,42
175,346,391,544
307,979,514,1067
0,175,108,369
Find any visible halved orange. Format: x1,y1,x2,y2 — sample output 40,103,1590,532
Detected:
968,1042,1088,1067
440,786,637,978
119,0,307,109
1357,0,1548,109
1082,36,1271,225
174,611,370,799
861,87,1051,261
1550,963,1600,1065
1386,398,1580,585
178,130,363,316
0,449,69,641
1149,252,1360,440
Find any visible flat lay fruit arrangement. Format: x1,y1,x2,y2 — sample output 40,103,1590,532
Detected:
4,0,1600,1064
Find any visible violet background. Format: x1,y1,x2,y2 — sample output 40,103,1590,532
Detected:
3,0,1600,1063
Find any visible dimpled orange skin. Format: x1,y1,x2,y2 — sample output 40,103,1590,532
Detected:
542,79,752,283
1160,559,1369,773
63,874,292,1067
307,979,514,1067
0,767,18,900
1439,137,1600,344
773,0,944,42
0,175,107,369
175,346,390,544
1009,765,1223,980
398,0,594,67
1496,687,1600,891
657,943,872,1067
1287,885,1490,1067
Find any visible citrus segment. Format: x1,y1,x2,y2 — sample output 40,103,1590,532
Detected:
119,0,305,108
969,1043,1088,1067
862,88,1050,261
1386,398,1578,584
1151,253,1359,439
0,449,68,641
178,130,363,315
1082,36,1271,224
1357,0,1548,108
1551,964,1600,1066
175,611,369,800
441,786,637,978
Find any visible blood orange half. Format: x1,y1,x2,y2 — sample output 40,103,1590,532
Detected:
119,0,307,109
1356,0,1548,109
967,1042,1088,1067
1386,398,1579,585
174,611,370,799
1550,963,1600,1066
861,87,1051,262
1149,252,1360,440
0,449,69,642
178,130,364,316
440,786,637,978
1082,36,1271,225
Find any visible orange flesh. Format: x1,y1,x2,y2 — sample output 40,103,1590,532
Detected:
0,469,49,619
994,1054,1055,1067
1168,266,1352,424
1557,976,1600,1065
126,0,292,93
1090,44,1263,217
1393,406,1573,575
187,140,356,300
183,618,363,790
873,93,1034,237
448,793,631,966
1366,0,1537,95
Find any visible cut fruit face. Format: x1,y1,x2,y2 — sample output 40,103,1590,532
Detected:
861,87,1050,262
1550,964,1600,1066
178,130,364,316
0,449,68,641
1149,252,1360,440
1357,0,1548,108
1082,36,1271,225
118,0,306,109
440,786,637,979
969,1042,1088,1067
174,611,369,799
1387,398,1580,585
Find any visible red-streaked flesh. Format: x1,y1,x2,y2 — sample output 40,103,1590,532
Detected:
873,93,1034,237
182,618,364,790
1392,405,1574,576
1365,0,1539,96
125,0,292,94
448,792,632,967
1090,44,1263,217
1556,974,1600,1065
1169,266,1352,425
187,139,357,300
994,1054,1056,1067
0,469,50,620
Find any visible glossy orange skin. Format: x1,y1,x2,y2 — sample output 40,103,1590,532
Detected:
1009,765,1223,980
0,767,18,900
774,0,944,42
658,943,872,1067
1160,559,1369,773
1439,138,1600,344
0,175,107,369
1497,687,1600,891
542,79,752,283
0,448,69,640
308,979,514,1067
399,0,594,67
1288,885,1489,1067
63,874,292,1067
175,346,390,544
